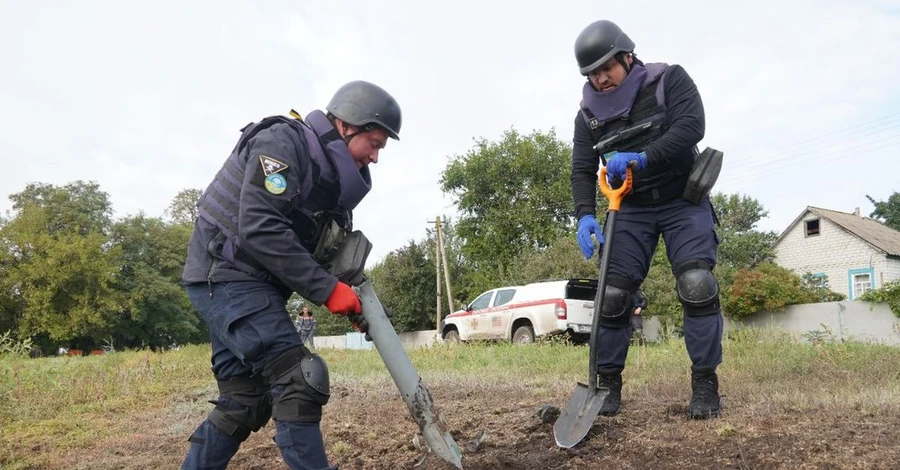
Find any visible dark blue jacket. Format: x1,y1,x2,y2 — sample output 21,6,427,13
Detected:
182,112,365,305
571,63,705,216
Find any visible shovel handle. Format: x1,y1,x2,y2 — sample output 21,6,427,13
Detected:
598,166,633,211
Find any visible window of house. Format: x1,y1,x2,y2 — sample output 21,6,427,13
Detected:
853,273,872,298
810,273,826,288
493,289,516,307
805,219,820,236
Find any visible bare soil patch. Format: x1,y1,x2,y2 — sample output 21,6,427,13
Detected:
61,379,900,470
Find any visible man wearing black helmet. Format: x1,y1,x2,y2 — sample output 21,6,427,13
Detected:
179,80,402,469
569,20,723,419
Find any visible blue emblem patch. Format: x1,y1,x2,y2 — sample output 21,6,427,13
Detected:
264,173,287,195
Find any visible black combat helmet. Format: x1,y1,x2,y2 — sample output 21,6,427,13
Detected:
574,20,635,75
326,80,402,140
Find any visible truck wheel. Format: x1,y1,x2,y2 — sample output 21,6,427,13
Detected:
443,329,460,344
512,325,535,344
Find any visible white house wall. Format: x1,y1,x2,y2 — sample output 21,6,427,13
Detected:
774,215,895,299
882,257,900,288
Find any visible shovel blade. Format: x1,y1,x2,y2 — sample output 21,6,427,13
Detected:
553,383,609,448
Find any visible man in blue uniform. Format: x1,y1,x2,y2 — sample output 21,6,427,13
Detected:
180,80,402,469
569,20,723,419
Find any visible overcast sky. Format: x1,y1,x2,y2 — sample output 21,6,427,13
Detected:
1,0,898,266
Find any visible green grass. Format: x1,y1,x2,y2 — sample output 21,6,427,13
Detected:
2,327,899,468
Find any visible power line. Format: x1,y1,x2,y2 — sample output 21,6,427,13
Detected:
744,112,900,155
724,117,900,173
721,133,900,186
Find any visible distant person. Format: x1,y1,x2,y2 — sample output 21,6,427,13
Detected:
570,20,723,419
179,80,402,469
296,306,318,349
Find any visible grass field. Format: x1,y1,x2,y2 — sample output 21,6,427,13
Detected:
2,328,899,469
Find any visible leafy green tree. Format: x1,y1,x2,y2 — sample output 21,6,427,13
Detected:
711,192,768,232
8,181,112,235
710,192,777,269
866,192,900,231
108,214,205,349
440,128,575,288
0,221,23,335
367,240,437,332
1,182,121,351
12,228,124,347
166,188,203,226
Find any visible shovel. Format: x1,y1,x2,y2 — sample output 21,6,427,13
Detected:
554,164,633,448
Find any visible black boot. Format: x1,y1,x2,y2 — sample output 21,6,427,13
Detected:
597,369,622,416
689,366,720,419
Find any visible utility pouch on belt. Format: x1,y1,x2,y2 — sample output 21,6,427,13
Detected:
327,231,372,286
683,147,724,205
312,219,345,263
312,219,372,286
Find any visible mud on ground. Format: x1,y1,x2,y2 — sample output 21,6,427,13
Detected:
59,378,900,470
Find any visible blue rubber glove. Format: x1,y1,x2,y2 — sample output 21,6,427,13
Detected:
606,151,648,180
577,214,604,260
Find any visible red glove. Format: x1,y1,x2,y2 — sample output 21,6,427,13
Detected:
324,281,361,315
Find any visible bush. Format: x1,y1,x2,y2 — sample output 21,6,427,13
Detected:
725,263,817,319
0,330,33,357
860,281,900,318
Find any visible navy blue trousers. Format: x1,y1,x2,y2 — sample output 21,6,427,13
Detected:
182,281,335,470
596,196,724,372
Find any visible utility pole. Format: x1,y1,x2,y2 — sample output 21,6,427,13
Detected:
437,219,454,313
428,217,442,335
428,216,457,336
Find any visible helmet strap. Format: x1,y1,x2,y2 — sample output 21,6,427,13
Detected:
329,115,363,144
342,124,377,145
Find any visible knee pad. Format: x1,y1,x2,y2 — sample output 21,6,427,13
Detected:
598,276,638,329
263,346,330,423
675,260,720,317
207,374,272,442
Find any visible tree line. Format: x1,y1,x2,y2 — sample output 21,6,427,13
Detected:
2,130,898,353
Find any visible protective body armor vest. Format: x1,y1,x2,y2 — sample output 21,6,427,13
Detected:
196,111,361,282
580,63,697,205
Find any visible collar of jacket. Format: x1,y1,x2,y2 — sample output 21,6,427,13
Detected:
304,110,372,211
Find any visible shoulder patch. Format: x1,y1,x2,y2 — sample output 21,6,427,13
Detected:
264,173,287,195
259,155,289,176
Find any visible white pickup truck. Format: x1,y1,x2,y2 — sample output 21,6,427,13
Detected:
440,278,598,344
